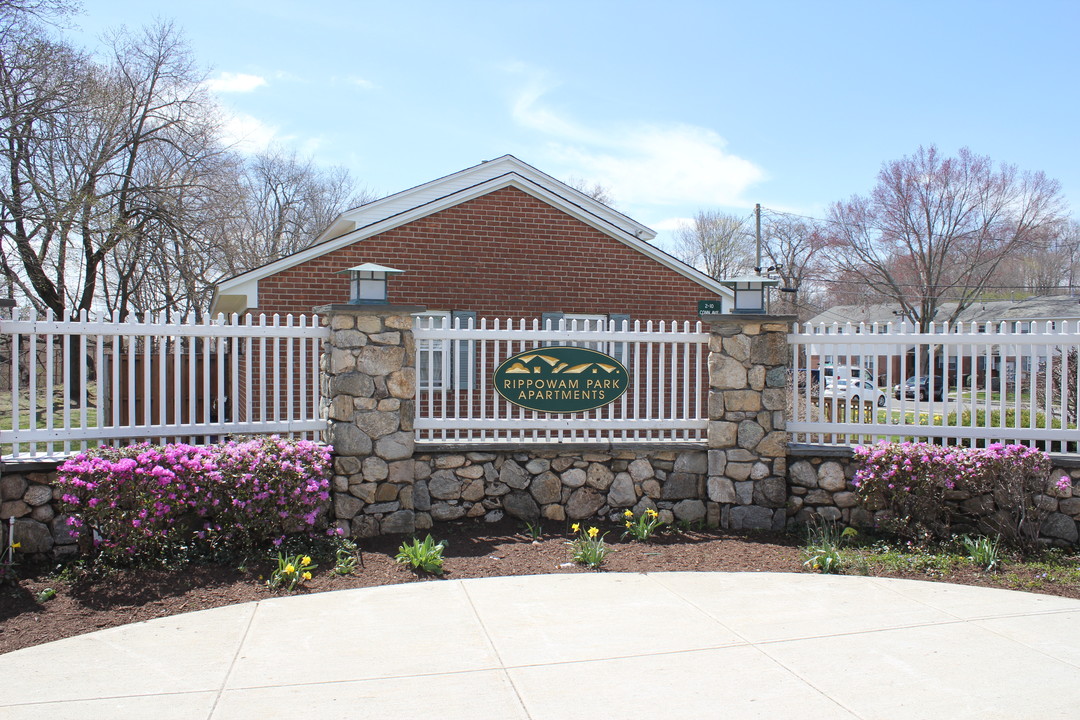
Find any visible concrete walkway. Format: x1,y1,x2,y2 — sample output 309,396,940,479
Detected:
3,572,1080,719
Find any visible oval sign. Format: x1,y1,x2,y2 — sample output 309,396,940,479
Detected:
493,346,629,414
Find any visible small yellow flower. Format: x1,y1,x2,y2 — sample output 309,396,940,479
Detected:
647,509,658,518
284,563,296,574
301,556,312,566
571,523,580,533
11,542,20,549
623,509,634,518
625,521,633,528
587,527,599,539
302,571,312,581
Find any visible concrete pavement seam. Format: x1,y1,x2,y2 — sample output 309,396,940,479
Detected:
458,579,535,720
868,575,1080,622
0,689,218,710
205,600,260,720
969,611,1080,671
646,573,867,719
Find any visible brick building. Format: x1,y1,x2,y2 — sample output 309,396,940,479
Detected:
210,155,732,323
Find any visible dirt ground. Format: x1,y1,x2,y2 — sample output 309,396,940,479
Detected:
2,520,1078,655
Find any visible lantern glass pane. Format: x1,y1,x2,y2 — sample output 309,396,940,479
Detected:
357,278,386,301
734,288,763,311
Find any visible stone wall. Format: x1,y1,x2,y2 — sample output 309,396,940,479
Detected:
409,448,710,531
785,448,1080,546
0,468,81,559
318,307,802,538
705,315,794,532
8,303,1080,560
319,305,420,539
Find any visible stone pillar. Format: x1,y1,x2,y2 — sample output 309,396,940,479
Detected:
318,304,422,538
706,314,795,530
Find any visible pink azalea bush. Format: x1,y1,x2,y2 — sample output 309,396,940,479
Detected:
852,440,1053,545
56,437,333,564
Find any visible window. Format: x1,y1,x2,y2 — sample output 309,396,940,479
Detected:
414,310,476,391
541,312,631,364
565,314,607,351
415,311,450,390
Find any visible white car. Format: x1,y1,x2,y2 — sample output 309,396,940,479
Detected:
822,379,887,407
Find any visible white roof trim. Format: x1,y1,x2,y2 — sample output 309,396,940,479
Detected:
318,155,654,245
211,155,731,313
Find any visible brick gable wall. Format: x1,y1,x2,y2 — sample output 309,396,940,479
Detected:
253,187,717,322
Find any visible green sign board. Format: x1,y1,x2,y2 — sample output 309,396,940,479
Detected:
698,299,723,316
493,346,629,414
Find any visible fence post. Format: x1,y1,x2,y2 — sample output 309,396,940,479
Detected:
317,304,424,538
707,314,796,530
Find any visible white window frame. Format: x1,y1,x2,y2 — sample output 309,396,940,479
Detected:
415,311,451,391
414,310,476,391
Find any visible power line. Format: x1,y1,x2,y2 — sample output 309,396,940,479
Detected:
759,206,1078,251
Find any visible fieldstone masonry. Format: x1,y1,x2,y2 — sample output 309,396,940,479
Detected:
706,315,794,531
318,304,422,539
407,448,710,533
785,450,1080,546
0,468,82,559
315,307,800,537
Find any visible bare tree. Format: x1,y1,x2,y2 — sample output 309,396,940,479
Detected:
0,21,221,321
990,220,1079,296
565,175,615,207
214,147,372,277
761,212,829,321
0,20,90,315
674,210,754,280
827,146,1067,330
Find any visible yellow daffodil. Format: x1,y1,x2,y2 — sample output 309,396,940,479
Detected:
625,521,633,528
624,509,634,518
587,527,599,539
647,509,658,518
284,563,296,574
301,556,312,566
11,542,20,549
302,571,312,581
571,523,580,533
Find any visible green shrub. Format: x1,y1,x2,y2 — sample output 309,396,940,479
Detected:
395,535,448,575
853,441,1052,548
802,520,857,574
570,523,610,569
56,437,334,566
961,535,1002,572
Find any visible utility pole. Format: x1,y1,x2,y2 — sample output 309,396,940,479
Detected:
754,203,762,273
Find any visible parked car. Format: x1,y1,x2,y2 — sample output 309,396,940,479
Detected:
822,379,887,407
820,365,871,383
893,376,944,401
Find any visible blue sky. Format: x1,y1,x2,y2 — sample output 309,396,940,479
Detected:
71,0,1080,251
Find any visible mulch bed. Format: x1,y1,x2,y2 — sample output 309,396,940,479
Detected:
2,520,1077,655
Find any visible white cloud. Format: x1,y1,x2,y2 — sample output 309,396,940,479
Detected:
219,113,282,154
651,216,692,232
206,72,268,94
507,65,766,210
346,75,377,90
507,63,595,143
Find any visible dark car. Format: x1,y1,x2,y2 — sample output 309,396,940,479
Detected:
893,376,944,401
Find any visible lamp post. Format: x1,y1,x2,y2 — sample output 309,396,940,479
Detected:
337,263,405,305
718,275,779,314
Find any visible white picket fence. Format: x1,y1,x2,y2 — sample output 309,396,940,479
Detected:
1,310,328,461
413,317,710,444
788,320,1080,452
